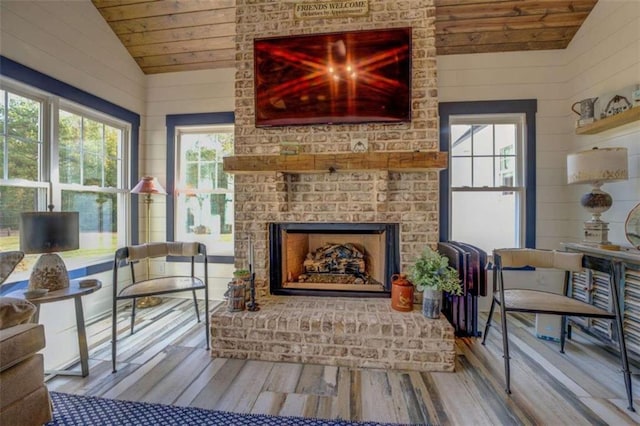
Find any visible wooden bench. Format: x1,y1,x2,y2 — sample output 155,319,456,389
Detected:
111,242,209,372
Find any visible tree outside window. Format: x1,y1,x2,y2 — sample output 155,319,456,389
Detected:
175,126,234,256
0,84,128,275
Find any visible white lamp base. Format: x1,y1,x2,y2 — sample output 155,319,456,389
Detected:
28,253,70,291
582,220,622,251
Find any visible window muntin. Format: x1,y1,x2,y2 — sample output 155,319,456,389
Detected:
448,114,525,253
0,81,130,274
174,125,234,256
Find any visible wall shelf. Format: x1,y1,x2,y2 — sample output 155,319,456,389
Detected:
222,151,448,174
575,107,640,135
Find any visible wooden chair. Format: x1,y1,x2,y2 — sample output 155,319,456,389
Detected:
111,242,209,373
482,248,634,411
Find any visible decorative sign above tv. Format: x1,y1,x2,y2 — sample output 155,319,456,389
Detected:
293,1,369,20
254,27,412,127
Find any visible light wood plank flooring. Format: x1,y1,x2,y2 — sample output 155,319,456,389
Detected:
47,298,640,425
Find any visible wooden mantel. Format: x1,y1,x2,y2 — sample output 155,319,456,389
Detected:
223,151,448,174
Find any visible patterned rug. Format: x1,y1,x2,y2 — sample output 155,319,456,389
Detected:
46,391,410,426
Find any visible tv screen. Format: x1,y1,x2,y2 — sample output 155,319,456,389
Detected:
254,28,412,127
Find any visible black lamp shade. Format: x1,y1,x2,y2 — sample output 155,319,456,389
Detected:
19,212,80,254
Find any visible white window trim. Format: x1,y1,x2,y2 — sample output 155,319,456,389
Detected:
448,113,527,248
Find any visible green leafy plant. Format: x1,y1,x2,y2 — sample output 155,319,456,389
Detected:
409,247,462,295
233,269,250,278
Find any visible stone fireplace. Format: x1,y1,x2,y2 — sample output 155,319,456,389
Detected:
269,222,400,297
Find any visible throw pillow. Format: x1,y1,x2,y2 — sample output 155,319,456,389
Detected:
0,297,37,329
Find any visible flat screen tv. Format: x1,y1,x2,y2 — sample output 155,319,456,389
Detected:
254,27,412,127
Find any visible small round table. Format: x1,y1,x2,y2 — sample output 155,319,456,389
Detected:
5,279,102,377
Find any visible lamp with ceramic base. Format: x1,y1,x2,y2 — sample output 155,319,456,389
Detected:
20,209,79,291
567,147,629,249
131,176,167,308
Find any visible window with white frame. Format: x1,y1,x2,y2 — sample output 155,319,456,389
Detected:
174,125,234,256
448,114,526,253
0,80,130,275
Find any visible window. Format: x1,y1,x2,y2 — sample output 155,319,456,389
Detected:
167,113,235,261
439,100,537,253
0,58,138,279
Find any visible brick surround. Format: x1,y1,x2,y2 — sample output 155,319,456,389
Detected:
211,296,455,372
217,0,449,372
233,0,440,294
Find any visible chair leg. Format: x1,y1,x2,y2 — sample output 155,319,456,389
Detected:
192,290,201,323
112,298,118,373
205,290,210,350
616,317,636,412
130,299,136,335
560,316,568,353
500,305,511,394
482,297,497,345
609,262,635,412
613,318,635,412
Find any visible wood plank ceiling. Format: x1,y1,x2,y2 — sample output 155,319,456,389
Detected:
91,0,598,75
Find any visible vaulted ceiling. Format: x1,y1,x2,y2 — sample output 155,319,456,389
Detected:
91,0,598,75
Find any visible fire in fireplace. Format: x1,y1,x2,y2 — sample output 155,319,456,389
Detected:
269,223,400,297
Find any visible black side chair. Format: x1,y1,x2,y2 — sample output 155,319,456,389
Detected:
111,242,209,373
482,248,634,412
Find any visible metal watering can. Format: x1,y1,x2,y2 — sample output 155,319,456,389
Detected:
571,97,598,120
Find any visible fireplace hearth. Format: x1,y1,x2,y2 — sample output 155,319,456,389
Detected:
269,222,400,297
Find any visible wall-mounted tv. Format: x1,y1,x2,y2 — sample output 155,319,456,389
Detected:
254,27,412,127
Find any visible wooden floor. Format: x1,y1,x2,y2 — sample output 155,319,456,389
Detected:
47,297,640,425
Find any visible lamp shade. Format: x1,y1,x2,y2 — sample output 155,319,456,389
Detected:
131,176,167,195
19,212,80,254
567,147,628,185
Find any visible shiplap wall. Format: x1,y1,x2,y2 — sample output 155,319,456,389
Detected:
0,0,145,370
438,45,571,250
0,0,145,113
565,0,640,246
144,69,237,299
438,0,640,250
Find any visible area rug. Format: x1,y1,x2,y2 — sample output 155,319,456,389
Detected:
46,391,410,426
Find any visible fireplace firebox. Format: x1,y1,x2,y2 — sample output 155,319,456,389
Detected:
269,223,400,297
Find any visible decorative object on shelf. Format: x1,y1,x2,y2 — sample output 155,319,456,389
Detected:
571,97,598,122
602,95,632,118
390,273,414,312
131,176,167,309
625,203,640,249
595,84,640,119
20,206,79,291
567,147,629,247
575,106,640,135
409,246,462,319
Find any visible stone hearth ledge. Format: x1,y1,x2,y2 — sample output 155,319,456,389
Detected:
210,296,456,372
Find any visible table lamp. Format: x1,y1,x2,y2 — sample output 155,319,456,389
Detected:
20,211,79,291
131,176,167,308
567,147,628,247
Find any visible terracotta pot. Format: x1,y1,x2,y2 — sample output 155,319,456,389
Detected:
422,287,442,319
391,273,414,312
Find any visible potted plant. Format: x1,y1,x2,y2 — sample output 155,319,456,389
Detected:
233,269,251,282
409,246,462,318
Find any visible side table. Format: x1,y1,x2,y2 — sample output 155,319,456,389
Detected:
5,279,102,377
